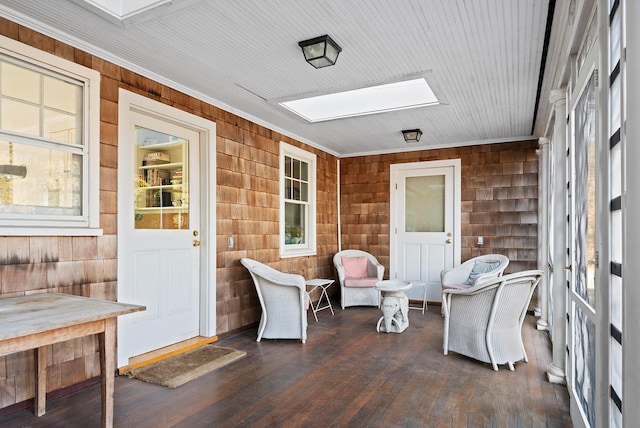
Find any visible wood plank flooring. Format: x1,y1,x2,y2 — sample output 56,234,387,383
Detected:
0,302,572,427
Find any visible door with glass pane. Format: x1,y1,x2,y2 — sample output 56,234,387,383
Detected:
567,65,597,428
119,110,201,362
390,160,460,302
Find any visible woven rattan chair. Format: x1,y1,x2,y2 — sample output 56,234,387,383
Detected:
442,270,543,371
333,250,384,309
440,254,509,316
440,254,509,292
240,258,309,343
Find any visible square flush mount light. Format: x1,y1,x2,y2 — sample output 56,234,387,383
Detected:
298,35,342,69
280,78,439,122
402,129,422,143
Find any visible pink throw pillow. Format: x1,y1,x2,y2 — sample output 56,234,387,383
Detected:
342,256,369,279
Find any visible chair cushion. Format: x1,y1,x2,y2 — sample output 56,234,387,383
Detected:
465,260,501,284
342,256,369,279
344,278,378,288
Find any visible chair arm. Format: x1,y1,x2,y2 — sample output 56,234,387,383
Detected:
335,264,346,284
253,267,306,291
443,277,499,299
375,263,384,281
471,270,503,286
441,266,472,285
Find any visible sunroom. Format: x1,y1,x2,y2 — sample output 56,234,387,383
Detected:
0,0,638,427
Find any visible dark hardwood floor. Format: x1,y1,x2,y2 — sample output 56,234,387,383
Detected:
1,301,571,427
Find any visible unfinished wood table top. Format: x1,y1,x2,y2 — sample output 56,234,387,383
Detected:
0,293,144,343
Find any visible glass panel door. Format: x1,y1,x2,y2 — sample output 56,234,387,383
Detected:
569,68,597,428
392,163,457,303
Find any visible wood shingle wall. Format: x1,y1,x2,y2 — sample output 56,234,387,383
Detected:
339,141,539,274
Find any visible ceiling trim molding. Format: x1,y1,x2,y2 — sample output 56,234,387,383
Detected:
339,135,537,159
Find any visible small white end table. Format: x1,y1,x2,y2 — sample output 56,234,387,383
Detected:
408,281,428,314
306,279,335,322
375,280,412,333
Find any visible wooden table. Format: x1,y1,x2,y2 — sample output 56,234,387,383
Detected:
0,293,145,428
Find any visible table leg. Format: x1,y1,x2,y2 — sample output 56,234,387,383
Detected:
99,318,116,428
35,346,47,416
320,287,334,315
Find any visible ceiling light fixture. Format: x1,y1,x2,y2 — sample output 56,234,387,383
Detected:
402,129,422,143
298,35,342,69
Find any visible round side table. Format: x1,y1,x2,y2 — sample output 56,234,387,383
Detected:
374,280,412,333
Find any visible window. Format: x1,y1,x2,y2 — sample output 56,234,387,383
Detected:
280,142,316,257
0,35,100,235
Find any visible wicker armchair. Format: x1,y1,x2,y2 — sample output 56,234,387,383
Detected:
441,254,509,291
442,270,543,371
333,250,384,309
240,258,309,343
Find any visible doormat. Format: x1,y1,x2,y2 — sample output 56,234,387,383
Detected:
124,345,246,388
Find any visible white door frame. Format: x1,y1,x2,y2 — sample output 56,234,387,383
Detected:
389,159,461,290
117,89,216,366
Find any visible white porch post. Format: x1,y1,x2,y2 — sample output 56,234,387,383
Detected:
536,137,549,331
547,88,567,384
624,0,640,423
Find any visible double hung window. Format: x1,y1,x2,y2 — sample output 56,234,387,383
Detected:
280,142,316,257
0,36,100,234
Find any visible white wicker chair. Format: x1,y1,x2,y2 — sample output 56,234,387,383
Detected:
442,270,543,371
440,254,509,291
333,250,384,309
240,258,308,343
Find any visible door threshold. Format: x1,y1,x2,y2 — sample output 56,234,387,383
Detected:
118,335,218,375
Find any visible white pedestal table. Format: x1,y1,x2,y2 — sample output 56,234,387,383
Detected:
374,280,412,333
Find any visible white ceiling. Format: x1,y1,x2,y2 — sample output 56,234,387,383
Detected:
0,0,551,157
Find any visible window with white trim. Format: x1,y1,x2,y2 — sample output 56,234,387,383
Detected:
280,142,316,257
0,35,100,235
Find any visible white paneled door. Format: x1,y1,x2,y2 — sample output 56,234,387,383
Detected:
390,160,461,302
122,112,201,359
117,90,216,368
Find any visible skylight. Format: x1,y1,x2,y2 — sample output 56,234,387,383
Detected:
280,78,438,123
79,0,169,18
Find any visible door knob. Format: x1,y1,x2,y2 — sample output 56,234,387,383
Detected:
193,240,201,247
446,239,452,244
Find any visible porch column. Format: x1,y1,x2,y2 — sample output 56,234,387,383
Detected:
547,88,567,384
536,137,549,331
624,0,640,423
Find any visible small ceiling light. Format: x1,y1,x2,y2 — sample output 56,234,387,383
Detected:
402,129,423,143
298,35,342,69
